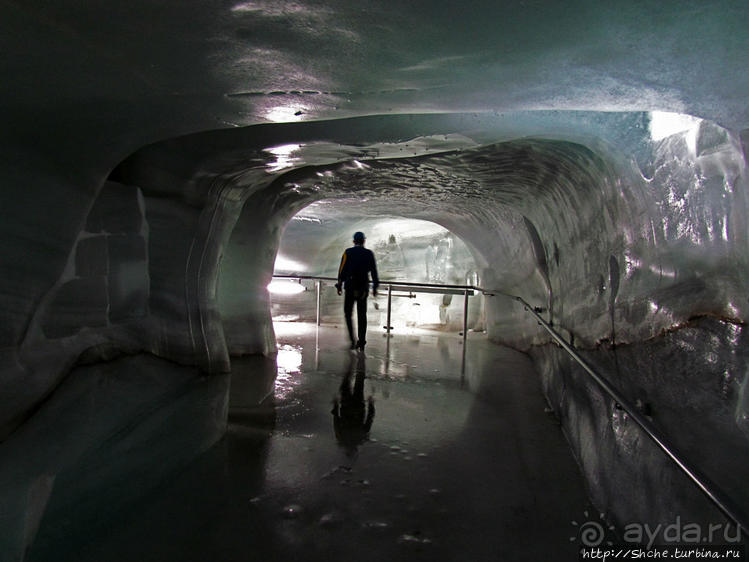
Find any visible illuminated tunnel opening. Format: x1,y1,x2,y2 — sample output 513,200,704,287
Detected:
270,205,485,333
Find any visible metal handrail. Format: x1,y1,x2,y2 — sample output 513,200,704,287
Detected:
272,274,747,532
487,290,748,535
272,274,476,339
272,274,476,291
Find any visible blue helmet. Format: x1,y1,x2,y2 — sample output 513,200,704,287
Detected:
353,231,365,243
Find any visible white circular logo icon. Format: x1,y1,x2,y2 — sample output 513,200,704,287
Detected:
570,511,614,547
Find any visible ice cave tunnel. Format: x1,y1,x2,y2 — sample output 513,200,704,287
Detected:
1,2,748,560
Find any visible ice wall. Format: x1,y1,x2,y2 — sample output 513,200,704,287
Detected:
217,180,310,356
534,315,749,532
0,355,229,561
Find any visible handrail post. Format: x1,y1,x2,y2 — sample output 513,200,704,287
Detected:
462,288,469,343
385,284,393,334
315,280,321,326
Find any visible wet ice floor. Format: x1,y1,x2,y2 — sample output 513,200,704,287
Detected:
76,324,592,562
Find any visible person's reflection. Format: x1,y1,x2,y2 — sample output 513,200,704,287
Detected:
331,353,375,457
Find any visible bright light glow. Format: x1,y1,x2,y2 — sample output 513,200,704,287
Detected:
231,1,263,12
649,111,702,142
727,322,741,345
356,218,450,241
291,215,321,224
624,255,642,276
276,345,302,374
232,1,292,13
415,301,442,324
274,254,306,272
275,344,303,399
267,280,306,295
648,264,676,278
265,143,302,172
727,302,740,319
265,106,305,123
232,2,319,16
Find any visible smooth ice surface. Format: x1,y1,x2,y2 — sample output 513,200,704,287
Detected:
0,354,229,562
63,324,591,562
534,316,749,531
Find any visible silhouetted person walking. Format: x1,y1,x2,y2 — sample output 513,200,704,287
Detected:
331,353,375,457
335,231,379,350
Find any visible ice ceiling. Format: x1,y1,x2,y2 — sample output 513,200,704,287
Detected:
3,1,749,134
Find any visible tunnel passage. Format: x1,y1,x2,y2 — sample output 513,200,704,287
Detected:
213,137,608,358
215,123,746,357
117,112,749,533
265,210,485,331
3,110,748,546
13,111,745,383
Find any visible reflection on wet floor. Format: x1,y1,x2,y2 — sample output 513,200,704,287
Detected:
331,353,375,457
75,323,591,562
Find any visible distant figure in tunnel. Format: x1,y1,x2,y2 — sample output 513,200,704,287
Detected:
335,231,379,350
331,352,375,457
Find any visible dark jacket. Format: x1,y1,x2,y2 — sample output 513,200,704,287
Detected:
336,245,379,293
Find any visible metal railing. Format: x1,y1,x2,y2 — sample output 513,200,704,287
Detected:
271,274,747,534
272,275,476,341
485,291,748,535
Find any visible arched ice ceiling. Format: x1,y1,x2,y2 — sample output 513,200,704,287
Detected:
1,0,748,150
